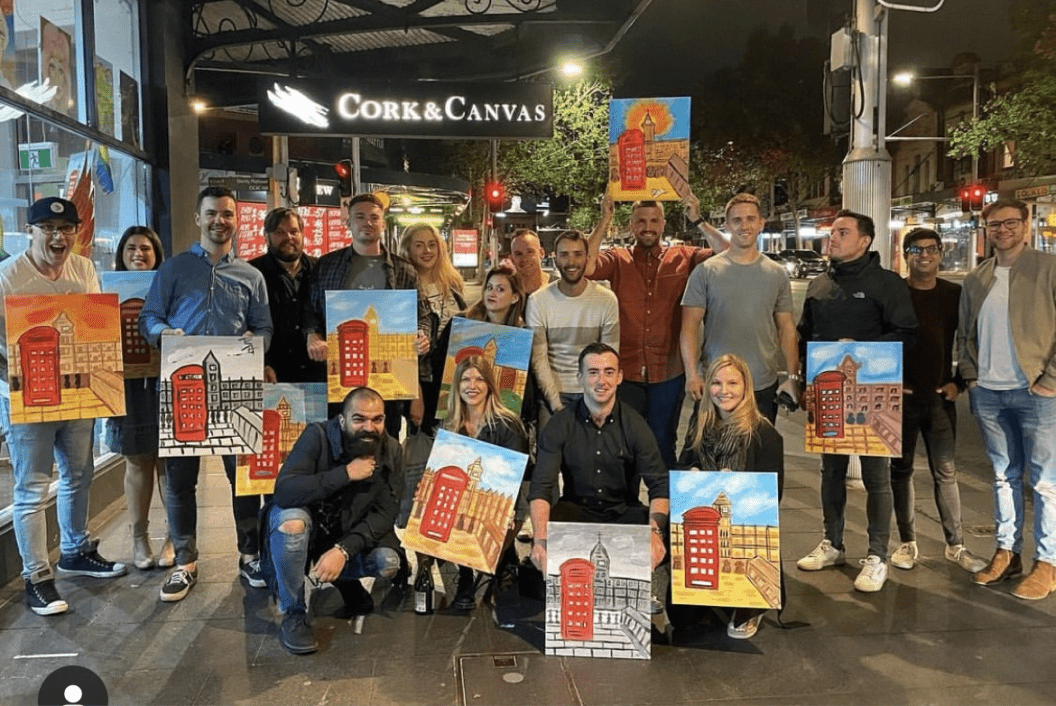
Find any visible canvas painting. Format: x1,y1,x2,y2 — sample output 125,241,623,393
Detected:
670,471,781,609
94,55,115,136
544,522,652,660
608,96,691,202
435,317,532,419
235,383,327,496
325,290,418,402
158,335,264,457
402,429,527,574
4,293,124,423
804,341,903,457
100,271,159,379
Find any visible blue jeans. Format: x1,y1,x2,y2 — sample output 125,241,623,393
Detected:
0,396,96,582
266,505,400,613
820,454,892,560
617,374,685,468
970,386,1056,562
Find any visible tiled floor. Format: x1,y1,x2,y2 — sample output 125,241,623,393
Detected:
2,397,1055,705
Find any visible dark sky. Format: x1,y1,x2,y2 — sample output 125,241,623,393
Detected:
612,0,1016,95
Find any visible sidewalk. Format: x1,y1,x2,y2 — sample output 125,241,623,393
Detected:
1,397,1054,705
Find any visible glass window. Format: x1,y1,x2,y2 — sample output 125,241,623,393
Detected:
1,1,84,121
93,0,141,146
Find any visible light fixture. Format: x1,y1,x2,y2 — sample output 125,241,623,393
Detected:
192,99,208,114
560,60,583,77
892,71,914,87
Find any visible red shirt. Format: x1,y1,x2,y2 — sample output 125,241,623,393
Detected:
589,244,712,383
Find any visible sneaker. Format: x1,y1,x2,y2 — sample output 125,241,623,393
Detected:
160,567,198,602
57,540,127,578
25,579,68,616
854,555,888,592
727,613,762,640
797,539,846,571
945,544,987,573
890,541,918,570
239,556,267,589
279,610,318,655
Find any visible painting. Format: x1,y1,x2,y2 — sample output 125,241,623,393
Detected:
40,16,75,117
607,96,691,202
544,522,651,660
325,290,418,402
402,429,528,574
804,341,903,457
670,471,781,609
235,383,327,496
94,55,114,136
435,317,532,419
119,71,140,149
158,335,264,457
4,293,124,423
100,271,159,379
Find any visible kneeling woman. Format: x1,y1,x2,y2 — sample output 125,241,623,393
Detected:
678,353,784,639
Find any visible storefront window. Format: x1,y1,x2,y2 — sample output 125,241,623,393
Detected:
92,0,141,147
1,1,84,120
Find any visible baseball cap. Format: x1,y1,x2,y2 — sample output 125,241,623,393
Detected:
27,197,81,225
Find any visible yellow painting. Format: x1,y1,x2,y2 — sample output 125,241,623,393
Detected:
608,96,691,202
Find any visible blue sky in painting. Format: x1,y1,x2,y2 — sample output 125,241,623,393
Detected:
263,383,327,424
670,471,779,526
806,341,903,384
325,290,417,335
448,317,532,369
100,271,154,303
608,96,691,142
426,429,528,496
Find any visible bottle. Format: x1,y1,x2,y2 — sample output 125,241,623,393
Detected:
414,559,434,615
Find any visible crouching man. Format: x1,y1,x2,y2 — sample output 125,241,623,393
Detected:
266,386,402,655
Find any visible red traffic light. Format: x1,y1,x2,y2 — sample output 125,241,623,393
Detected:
334,159,352,198
485,181,505,211
959,184,987,212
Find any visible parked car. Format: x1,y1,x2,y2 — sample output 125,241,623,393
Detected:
765,251,801,279
779,249,829,278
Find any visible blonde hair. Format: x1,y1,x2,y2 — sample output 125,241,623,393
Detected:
691,354,763,449
444,356,524,438
399,223,465,299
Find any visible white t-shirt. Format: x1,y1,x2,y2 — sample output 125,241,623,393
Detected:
977,265,1029,390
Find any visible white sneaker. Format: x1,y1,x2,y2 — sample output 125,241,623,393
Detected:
797,539,846,571
945,544,988,573
854,555,888,592
890,541,918,570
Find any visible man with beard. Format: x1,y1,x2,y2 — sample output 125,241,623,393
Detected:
250,207,326,383
586,193,727,466
140,185,273,602
527,230,619,417
510,229,553,295
264,386,401,654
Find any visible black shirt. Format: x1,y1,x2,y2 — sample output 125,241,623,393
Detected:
904,277,961,393
249,252,327,383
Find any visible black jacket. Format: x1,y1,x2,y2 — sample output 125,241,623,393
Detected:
677,420,785,499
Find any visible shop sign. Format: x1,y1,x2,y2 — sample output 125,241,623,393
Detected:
1015,185,1053,200
452,229,479,267
18,142,57,170
259,80,553,140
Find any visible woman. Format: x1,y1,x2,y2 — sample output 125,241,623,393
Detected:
678,353,784,640
400,223,466,434
464,264,525,328
105,226,172,570
443,356,528,609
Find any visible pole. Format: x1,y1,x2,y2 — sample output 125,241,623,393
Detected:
489,139,499,276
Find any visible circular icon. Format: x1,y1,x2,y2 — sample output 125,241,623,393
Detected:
37,665,108,706
50,201,65,214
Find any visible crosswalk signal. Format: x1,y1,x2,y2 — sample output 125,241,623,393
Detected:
960,184,986,212
334,160,352,198
485,181,505,212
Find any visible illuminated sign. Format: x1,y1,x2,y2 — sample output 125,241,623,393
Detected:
259,80,553,140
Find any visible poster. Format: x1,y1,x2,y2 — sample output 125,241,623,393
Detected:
402,429,527,574
94,56,114,136
119,70,140,148
236,202,267,259
4,293,124,423
452,229,478,268
670,471,781,609
607,96,691,202
40,17,75,117
435,317,531,419
804,341,903,457
544,522,652,660
100,271,159,379
158,335,264,457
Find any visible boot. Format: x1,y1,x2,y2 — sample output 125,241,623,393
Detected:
1011,560,1056,600
973,548,1022,586
453,566,476,610
132,532,155,570
157,537,176,569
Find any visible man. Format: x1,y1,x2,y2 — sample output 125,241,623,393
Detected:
960,199,1056,600
510,229,553,295
0,197,126,615
586,192,726,466
265,386,401,654
304,193,430,438
888,229,986,574
528,343,668,574
680,192,799,426
140,185,273,602
250,207,326,383
796,209,916,593
527,230,619,416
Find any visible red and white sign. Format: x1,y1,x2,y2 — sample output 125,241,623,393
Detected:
236,203,348,260
452,229,478,268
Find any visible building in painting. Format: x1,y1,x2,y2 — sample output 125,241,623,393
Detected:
159,350,262,442
804,354,902,450
332,306,415,382
251,397,308,478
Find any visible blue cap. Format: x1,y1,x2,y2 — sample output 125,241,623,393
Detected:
27,197,81,225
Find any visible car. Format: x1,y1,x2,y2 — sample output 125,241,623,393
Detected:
779,249,829,278
765,251,801,279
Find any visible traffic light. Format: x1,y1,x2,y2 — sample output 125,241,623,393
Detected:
484,181,505,212
334,159,352,198
299,166,317,206
960,184,986,212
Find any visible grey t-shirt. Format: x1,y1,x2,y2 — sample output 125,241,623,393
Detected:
344,254,387,290
681,251,793,389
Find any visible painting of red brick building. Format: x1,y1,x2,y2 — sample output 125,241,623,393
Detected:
435,317,532,420
607,96,691,202
101,271,160,378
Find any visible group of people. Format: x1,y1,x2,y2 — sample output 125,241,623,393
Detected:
2,186,1054,657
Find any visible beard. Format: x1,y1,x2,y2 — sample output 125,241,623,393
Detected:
269,244,301,263
343,428,381,460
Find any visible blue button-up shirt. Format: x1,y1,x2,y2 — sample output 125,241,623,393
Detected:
139,242,273,350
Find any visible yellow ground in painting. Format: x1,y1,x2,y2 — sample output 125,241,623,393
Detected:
671,565,773,609
403,515,499,574
10,384,124,424
805,423,898,457
234,460,276,497
608,176,683,202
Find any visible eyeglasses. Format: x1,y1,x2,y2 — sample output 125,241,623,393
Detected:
32,223,77,236
985,218,1024,231
905,244,941,256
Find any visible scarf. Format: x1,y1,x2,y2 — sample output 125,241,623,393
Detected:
696,422,751,471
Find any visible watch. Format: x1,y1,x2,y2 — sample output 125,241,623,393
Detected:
691,216,706,227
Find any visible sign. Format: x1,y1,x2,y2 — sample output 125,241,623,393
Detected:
1015,185,1054,200
18,142,57,170
208,176,271,191
259,80,554,140
236,202,268,259
452,229,478,267
235,203,348,259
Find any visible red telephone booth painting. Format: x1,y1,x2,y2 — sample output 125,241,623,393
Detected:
250,409,281,479
682,507,722,590
171,364,207,442
337,320,369,388
560,558,595,641
617,129,646,191
18,326,61,406
420,465,469,542
119,298,151,365
813,370,846,439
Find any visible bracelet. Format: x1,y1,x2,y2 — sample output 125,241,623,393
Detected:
787,373,803,382
333,544,350,561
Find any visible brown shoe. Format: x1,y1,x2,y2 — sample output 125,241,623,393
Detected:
1011,560,1056,600
973,549,1022,586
